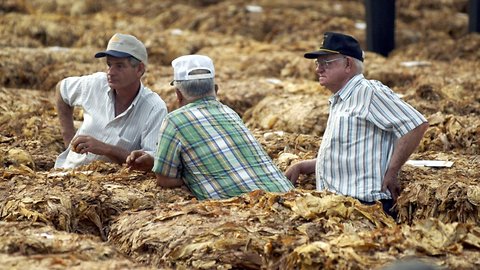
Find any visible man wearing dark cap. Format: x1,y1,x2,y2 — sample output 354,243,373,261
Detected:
285,32,429,219
54,33,167,169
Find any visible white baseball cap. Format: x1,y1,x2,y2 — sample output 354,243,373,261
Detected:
170,55,215,85
95,33,148,65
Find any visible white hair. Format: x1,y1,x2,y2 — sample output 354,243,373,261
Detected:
174,78,215,99
349,56,364,74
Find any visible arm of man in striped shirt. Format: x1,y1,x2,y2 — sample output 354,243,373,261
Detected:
381,122,429,201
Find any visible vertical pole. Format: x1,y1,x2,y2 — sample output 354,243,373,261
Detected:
365,0,396,57
469,0,480,32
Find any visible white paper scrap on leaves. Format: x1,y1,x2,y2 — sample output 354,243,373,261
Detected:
265,78,282,85
406,160,454,168
47,170,94,177
37,232,55,239
246,5,263,13
170,29,183,36
400,61,431,67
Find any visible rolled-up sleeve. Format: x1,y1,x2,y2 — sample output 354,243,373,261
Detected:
368,85,427,138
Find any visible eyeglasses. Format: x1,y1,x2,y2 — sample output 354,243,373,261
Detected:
314,57,345,69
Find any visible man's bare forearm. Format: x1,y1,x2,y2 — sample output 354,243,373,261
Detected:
55,82,75,147
156,174,184,188
386,122,429,174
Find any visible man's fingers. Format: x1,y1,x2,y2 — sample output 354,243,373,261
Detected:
126,154,133,164
131,151,142,160
391,190,399,202
393,186,401,201
387,184,400,202
71,142,82,153
285,169,299,185
126,153,139,165
381,182,388,192
291,174,299,185
126,151,145,166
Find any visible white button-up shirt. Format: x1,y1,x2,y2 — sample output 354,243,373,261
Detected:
55,72,167,169
316,74,427,201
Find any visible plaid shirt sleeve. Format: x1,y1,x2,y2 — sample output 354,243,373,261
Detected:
152,117,183,178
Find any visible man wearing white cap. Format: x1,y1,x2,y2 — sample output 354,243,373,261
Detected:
54,33,167,169
127,55,293,199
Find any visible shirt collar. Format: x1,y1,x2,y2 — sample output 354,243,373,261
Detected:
107,82,145,107
130,82,145,107
332,74,364,102
191,96,216,105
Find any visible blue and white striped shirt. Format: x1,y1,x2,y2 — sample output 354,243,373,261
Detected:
315,74,427,201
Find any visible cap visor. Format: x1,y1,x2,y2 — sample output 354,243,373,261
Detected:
304,49,338,59
94,50,132,59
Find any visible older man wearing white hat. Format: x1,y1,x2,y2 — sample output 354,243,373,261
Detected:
127,54,293,199
55,33,167,169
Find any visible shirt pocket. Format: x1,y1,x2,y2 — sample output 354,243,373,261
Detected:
330,112,366,145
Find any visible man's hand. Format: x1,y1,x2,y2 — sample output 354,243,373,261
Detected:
381,122,429,202
126,150,154,172
70,135,104,155
382,172,401,202
285,159,317,186
156,173,184,188
285,164,302,185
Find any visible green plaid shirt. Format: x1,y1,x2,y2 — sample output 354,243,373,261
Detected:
152,96,293,200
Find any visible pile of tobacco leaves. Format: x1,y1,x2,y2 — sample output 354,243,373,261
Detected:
1,0,479,269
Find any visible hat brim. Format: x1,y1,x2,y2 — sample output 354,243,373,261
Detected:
304,49,340,59
94,50,132,59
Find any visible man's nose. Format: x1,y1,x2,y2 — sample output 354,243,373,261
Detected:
107,66,116,75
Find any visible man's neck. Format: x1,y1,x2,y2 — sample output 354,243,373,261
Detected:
113,82,141,116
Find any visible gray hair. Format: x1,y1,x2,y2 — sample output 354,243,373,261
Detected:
129,56,146,76
174,69,215,99
129,57,141,67
174,78,215,99
349,56,364,74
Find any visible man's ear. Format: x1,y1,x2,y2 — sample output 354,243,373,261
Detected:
175,88,183,103
137,62,146,77
344,57,351,72
214,84,219,95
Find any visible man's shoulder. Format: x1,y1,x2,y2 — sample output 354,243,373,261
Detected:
355,78,394,97
90,71,108,79
66,71,107,81
161,108,191,131
60,72,108,96
139,86,167,109
165,104,208,125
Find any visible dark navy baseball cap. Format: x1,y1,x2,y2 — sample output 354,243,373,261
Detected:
304,32,364,62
